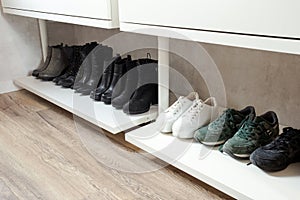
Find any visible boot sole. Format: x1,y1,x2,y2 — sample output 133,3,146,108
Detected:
123,107,150,115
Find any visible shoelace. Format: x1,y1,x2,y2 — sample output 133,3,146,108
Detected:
237,120,264,140
210,109,235,130
165,97,183,115
272,127,300,151
184,100,204,120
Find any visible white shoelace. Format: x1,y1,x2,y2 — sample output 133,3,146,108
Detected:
184,100,204,120
165,97,184,115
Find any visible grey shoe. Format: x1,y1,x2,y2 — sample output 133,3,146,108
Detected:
38,46,67,81
32,46,53,77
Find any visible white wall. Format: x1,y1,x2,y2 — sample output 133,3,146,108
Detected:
0,2,41,94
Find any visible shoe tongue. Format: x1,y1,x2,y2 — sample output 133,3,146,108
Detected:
182,96,192,104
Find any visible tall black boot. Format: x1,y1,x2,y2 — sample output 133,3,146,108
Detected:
32,46,53,77
73,42,98,90
76,45,113,95
101,55,131,104
123,58,158,114
90,55,121,101
111,59,139,109
38,45,67,81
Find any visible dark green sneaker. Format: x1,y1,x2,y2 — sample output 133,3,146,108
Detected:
194,106,255,146
222,111,279,159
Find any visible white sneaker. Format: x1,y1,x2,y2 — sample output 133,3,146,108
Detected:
159,92,199,133
172,97,218,139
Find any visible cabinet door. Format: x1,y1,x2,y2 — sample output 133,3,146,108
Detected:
2,0,111,20
119,0,300,39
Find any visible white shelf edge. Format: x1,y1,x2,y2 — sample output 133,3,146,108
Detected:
3,8,119,29
120,22,300,55
14,76,157,134
125,122,300,200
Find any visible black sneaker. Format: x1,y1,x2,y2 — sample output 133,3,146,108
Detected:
250,127,300,171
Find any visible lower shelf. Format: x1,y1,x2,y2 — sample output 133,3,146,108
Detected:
15,76,158,134
125,122,300,200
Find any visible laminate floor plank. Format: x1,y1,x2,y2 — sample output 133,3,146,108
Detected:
0,90,232,200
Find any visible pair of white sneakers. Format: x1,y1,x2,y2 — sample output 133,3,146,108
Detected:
159,92,217,139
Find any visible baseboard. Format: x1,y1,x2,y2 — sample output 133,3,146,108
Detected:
0,80,21,94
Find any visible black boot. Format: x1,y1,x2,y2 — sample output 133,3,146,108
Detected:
32,46,53,77
58,46,83,88
90,55,120,101
101,55,131,104
111,59,139,109
73,42,99,90
123,83,158,115
53,45,75,84
123,58,158,114
38,45,67,81
76,45,113,95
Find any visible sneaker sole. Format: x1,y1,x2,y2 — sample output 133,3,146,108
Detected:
223,148,250,159
160,130,172,134
201,140,226,146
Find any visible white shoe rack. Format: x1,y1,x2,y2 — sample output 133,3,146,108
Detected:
4,2,299,199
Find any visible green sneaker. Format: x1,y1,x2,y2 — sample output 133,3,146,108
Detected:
194,106,255,146
222,111,279,159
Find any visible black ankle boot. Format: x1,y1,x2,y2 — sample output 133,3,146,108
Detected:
32,46,53,77
76,45,113,95
38,45,67,81
101,55,131,104
111,59,139,109
58,46,83,88
123,83,158,114
53,45,75,84
90,55,120,101
73,42,98,90
123,58,158,114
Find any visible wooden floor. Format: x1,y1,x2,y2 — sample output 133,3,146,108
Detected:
0,90,232,200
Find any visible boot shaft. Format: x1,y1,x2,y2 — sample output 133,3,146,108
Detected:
136,58,158,87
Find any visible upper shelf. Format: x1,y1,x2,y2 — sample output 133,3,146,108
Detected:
119,0,300,55
1,0,119,29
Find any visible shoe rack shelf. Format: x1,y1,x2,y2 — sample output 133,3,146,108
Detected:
119,0,300,55
2,0,119,29
125,122,300,200
14,76,158,134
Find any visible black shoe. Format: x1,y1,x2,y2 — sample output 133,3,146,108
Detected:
250,127,300,172
58,46,83,88
76,45,113,95
38,45,67,81
73,42,99,90
53,45,75,84
123,58,158,114
111,59,139,109
101,55,131,104
32,46,53,77
123,83,158,115
90,55,120,101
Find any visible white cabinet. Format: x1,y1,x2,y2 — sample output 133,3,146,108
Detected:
119,0,300,54
2,0,119,28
